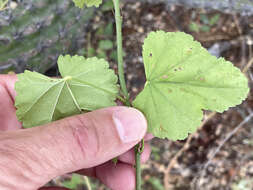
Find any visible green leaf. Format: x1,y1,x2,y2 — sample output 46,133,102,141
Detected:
62,174,85,189
133,31,249,140
15,55,118,128
200,25,210,32
72,0,102,8
147,177,165,190
209,14,220,26
189,22,200,33
0,0,8,11
200,14,209,25
101,0,114,11
99,40,114,50
87,47,95,57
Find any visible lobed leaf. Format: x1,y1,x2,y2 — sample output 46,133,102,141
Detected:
72,0,102,8
133,31,249,140
15,55,118,128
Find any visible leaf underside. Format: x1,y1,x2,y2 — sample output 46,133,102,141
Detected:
15,55,118,128
72,0,102,8
133,31,249,140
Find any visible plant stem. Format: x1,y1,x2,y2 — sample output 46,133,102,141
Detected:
112,1,142,190
84,176,92,190
135,139,144,190
135,148,141,190
112,0,130,106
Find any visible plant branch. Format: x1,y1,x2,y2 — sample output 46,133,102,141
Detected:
112,0,130,106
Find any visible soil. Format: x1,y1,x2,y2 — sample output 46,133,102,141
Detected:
43,1,253,190
81,1,253,190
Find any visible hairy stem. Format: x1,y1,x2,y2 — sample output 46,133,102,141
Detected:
112,1,142,189
112,0,130,106
135,139,144,190
135,149,141,190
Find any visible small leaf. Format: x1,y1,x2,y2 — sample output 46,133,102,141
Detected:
200,14,209,25
0,0,8,11
209,14,220,26
148,177,165,190
189,22,200,33
72,0,102,8
133,31,249,140
101,0,114,11
62,174,85,189
15,55,118,128
200,25,210,32
99,40,113,50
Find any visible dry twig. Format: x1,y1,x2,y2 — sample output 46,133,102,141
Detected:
164,112,216,189
242,56,253,73
192,111,253,189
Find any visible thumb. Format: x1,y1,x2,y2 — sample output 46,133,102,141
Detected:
0,106,147,189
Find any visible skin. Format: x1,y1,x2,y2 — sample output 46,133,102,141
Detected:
0,74,152,190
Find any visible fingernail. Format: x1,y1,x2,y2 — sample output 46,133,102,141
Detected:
112,107,147,143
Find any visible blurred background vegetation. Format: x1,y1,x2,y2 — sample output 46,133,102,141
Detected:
1,0,253,189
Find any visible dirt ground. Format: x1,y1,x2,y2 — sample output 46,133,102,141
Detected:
40,1,253,189
76,1,253,190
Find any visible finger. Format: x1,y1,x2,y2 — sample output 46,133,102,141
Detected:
76,167,96,177
76,133,153,175
0,106,147,189
96,162,135,190
39,188,70,190
144,133,154,141
118,142,151,165
0,80,21,131
0,74,17,100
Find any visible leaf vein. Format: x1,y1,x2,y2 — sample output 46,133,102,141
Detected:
21,80,63,117
66,82,82,113
49,82,65,121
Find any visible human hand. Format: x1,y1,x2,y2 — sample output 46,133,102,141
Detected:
0,74,151,190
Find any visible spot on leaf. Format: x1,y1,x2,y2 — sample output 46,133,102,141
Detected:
159,124,167,132
187,48,193,53
180,88,188,93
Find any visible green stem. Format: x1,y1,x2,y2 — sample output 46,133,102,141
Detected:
116,95,127,103
112,0,130,106
135,149,141,190
135,139,144,190
112,1,142,190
